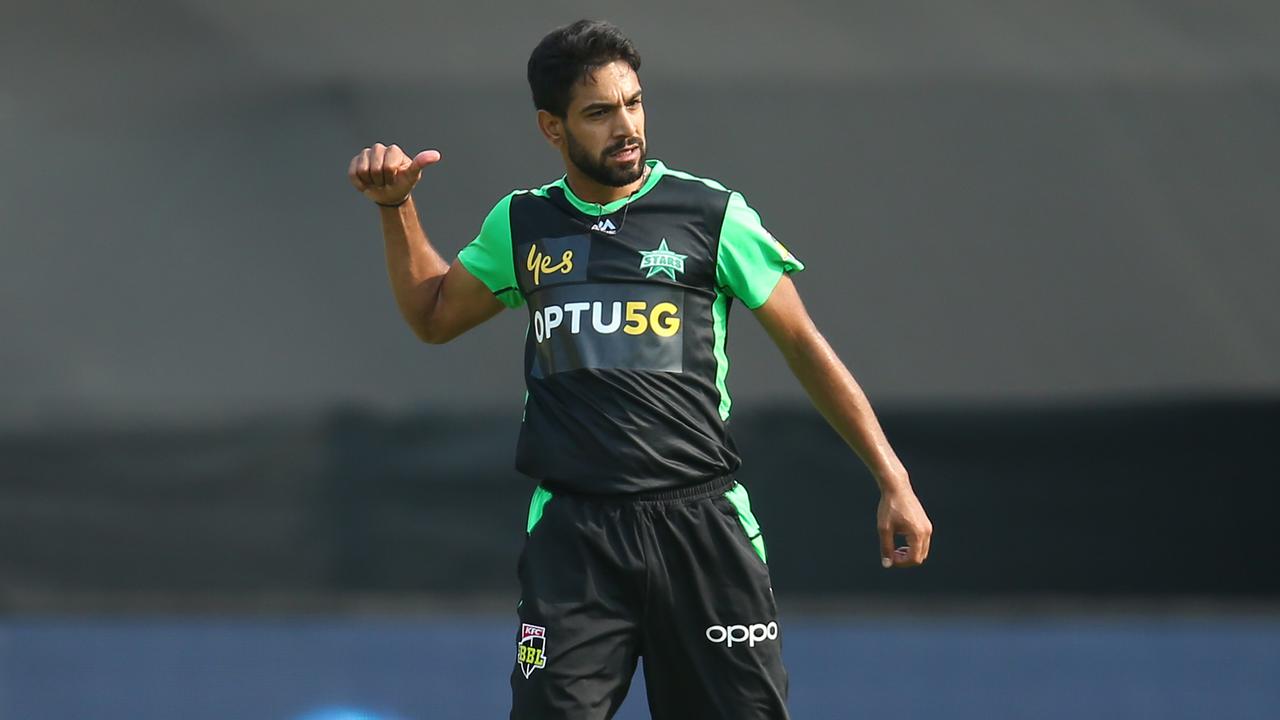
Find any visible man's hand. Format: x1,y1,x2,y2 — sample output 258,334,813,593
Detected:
348,143,442,206
877,485,933,568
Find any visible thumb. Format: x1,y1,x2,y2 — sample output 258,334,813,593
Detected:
412,149,442,169
879,526,895,569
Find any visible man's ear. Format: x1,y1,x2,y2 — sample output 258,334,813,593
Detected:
537,109,564,148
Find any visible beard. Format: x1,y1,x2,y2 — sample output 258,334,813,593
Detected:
565,128,647,188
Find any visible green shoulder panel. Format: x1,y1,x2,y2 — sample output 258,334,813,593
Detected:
716,191,805,309
456,192,525,309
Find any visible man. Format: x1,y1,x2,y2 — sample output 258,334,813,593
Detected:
347,19,931,720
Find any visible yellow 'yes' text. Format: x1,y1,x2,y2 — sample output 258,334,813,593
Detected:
526,244,574,285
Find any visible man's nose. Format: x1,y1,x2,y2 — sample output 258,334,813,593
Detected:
614,108,638,138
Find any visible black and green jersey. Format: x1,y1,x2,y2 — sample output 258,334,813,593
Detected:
456,159,804,493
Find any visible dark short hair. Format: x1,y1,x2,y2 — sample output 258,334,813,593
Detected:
527,20,641,117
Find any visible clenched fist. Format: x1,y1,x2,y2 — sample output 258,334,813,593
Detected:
348,143,442,206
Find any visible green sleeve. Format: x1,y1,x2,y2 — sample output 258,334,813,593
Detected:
456,193,524,309
716,191,805,309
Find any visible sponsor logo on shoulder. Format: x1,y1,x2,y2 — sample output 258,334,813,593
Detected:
705,621,779,648
517,623,548,678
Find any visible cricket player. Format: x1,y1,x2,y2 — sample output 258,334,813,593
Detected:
347,19,932,720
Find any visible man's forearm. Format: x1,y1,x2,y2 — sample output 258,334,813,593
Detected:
775,329,911,494
380,196,449,341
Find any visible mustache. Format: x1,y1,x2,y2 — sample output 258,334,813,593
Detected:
604,138,643,155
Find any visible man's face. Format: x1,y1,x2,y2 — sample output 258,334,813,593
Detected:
560,60,646,187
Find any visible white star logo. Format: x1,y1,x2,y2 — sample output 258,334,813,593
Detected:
638,239,687,280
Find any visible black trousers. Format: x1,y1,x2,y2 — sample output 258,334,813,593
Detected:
510,476,789,720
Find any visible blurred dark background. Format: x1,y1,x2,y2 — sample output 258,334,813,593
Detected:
2,1,1278,718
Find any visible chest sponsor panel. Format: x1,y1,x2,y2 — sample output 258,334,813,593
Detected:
516,234,590,291
528,283,685,377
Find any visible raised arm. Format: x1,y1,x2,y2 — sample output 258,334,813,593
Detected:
753,275,933,569
348,143,504,344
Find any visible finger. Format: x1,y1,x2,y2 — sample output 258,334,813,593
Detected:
348,153,367,191
382,144,405,187
401,149,441,186
918,524,932,564
908,527,927,565
413,149,442,168
893,545,916,567
369,143,387,186
355,148,373,187
879,526,895,568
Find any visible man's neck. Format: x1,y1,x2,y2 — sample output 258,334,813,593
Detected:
563,163,650,206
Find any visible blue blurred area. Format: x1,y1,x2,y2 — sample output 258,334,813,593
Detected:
294,708,403,720
2,614,1276,720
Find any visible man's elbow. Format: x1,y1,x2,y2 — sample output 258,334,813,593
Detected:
412,322,456,345
404,307,456,344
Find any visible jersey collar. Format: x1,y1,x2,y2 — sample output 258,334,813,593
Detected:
554,159,666,216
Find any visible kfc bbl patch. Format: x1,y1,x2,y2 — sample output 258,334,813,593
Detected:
517,623,547,678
